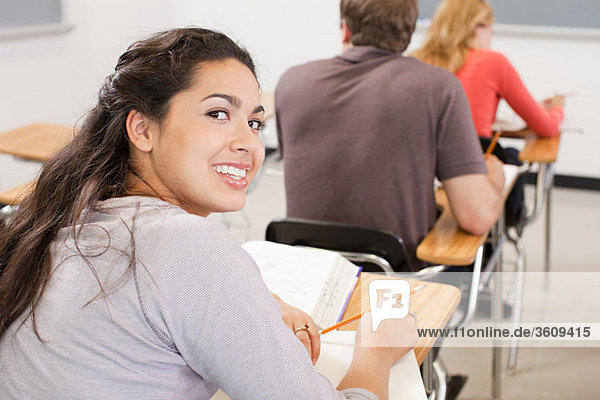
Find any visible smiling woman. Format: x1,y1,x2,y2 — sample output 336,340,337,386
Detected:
0,27,416,400
125,58,266,217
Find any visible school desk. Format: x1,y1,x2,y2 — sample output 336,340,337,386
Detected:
338,274,460,366
0,123,75,162
416,165,520,266
211,274,459,400
0,124,75,206
514,129,561,277
0,181,35,205
415,164,520,399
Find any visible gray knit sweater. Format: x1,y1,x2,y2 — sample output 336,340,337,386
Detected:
0,196,376,400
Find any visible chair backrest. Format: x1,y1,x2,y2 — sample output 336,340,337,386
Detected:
265,218,411,273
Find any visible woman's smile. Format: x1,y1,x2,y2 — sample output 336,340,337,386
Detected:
213,162,252,188
134,58,266,217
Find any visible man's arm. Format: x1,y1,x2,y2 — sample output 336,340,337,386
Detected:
442,155,505,236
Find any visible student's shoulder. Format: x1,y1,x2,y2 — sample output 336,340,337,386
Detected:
134,203,248,271
396,55,464,92
278,58,332,86
147,207,232,246
397,55,459,82
472,49,512,67
276,58,334,105
102,196,233,246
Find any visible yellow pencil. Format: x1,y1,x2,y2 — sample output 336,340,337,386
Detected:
320,310,370,334
485,130,502,156
320,284,426,334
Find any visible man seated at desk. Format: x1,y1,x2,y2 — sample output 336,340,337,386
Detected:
275,0,505,271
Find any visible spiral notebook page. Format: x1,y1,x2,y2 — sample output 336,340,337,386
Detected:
242,241,361,329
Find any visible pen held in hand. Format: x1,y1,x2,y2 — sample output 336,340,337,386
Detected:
319,284,426,334
484,130,502,157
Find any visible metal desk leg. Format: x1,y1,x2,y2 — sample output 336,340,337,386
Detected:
422,352,433,395
524,162,555,289
507,231,526,374
432,359,447,400
542,163,554,289
545,179,552,277
492,216,504,399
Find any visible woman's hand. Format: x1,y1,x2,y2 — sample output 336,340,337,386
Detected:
272,293,321,365
484,153,505,193
353,311,418,366
337,312,418,400
542,94,565,110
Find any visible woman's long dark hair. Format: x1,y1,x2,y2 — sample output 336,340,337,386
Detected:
0,28,256,339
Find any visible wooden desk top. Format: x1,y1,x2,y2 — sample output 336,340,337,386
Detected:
0,181,35,205
416,190,485,266
518,131,561,164
0,124,75,162
340,273,461,365
501,128,561,163
416,165,519,266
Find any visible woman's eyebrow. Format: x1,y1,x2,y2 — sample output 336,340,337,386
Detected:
202,93,264,115
202,93,241,108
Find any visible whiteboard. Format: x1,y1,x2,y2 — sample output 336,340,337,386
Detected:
0,0,71,40
418,0,600,30
0,0,62,29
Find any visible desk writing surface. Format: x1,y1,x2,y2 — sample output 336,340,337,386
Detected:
416,164,519,266
339,273,461,365
518,131,561,163
0,181,35,205
501,128,561,163
0,124,75,162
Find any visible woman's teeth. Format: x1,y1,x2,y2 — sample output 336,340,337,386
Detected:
213,165,247,180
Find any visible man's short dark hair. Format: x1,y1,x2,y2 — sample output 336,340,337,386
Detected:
341,0,418,52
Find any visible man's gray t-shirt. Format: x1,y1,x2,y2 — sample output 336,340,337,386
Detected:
276,46,486,270
0,196,376,399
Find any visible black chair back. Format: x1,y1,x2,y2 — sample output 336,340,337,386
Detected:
265,218,411,273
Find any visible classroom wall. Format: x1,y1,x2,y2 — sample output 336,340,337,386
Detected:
0,0,173,190
1,0,599,193
170,0,350,96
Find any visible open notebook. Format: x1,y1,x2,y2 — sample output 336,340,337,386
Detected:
210,331,426,400
316,331,427,400
242,240,361,330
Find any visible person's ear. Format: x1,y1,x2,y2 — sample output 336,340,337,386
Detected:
341,19,352,44
126,109,153,153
